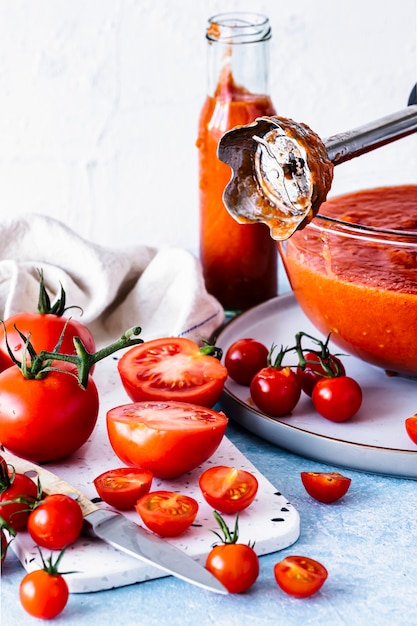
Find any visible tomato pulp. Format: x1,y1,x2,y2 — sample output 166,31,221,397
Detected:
197,73,278,311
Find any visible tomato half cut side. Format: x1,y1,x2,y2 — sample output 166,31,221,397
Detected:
117,337,228,408
106,400,228,479
274,555,328,598
94,468,153,510
199,466,258,514
300,471,351,503
135,491,198,537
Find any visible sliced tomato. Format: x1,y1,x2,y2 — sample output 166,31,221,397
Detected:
199,466,258,514
94,468,153,510
405,415,417,445
117,337,228,408
300,471,351,503
274,555,328,598
135,490,198,537
106,401,228,479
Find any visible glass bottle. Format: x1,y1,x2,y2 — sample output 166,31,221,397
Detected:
197,12,278,314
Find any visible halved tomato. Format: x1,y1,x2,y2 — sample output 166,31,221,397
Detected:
199,466,258,514
106,401,228,479
274,555,328,598
117,337,228,408
93,468,153,510
405,414,417,445
300,471,351,503
135,491,198,537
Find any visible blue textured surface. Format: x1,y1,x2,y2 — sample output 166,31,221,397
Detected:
2,418,417,626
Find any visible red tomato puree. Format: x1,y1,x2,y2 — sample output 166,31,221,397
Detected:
197,72,278,311
281,185,417,375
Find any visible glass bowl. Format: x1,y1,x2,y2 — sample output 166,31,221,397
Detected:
278,185,417,377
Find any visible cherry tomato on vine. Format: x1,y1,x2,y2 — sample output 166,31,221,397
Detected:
205,512,259,593
405,414,417,445
274,555,328,598
199,466,258,514
0,467,39,531
28,493,84,550
250,366,301,417
107,400,228,479
0,270,95,372
94,468,153,510
301,471,351,503
312,376,362,422
19,550,69,619
117,337,228,408
296,351,345,397
0,518,16,563
224,338,269,386
135,491,198,537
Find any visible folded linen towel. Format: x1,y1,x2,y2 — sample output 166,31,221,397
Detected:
0,213,225,346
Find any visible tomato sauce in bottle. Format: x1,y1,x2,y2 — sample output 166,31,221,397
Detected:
197,13,278,314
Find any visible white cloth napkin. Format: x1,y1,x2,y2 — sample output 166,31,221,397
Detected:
0,213,225,346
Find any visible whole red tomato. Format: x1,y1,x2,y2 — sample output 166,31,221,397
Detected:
312,376,362,422
0,271,95,372
224,338,269,386
19,551,69,619
250,365,301,417
0,365,99,462
300,471,352,503
135,490,199,537
199,466,258,514
106,400,228,479
94,468,153,510
274,555,328,598
405,414,417,445
28,494,84,550
0,466,39,531
117,337,228,408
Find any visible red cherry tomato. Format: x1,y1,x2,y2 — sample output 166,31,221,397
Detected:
0,365,99,462
224,338,269,386
274,555,328,598
296,351,345,396
117,337,228,408
94,468,153,510
405,414,417,445
199,466,258,514
106,400,228,479
28,493,84,550
312,376,362,422
135,490,198,537
206,542,259,593
19,555,69,619
250,365,301,417
301,471,352,503
0,470,38,531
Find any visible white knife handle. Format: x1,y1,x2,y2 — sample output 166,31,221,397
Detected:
1,450,99,517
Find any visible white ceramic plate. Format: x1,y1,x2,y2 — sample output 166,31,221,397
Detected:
216,293,417,479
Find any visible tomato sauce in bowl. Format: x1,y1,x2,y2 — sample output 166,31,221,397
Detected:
278,185,417,377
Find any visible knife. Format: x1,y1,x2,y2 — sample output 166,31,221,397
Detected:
2,450,228,595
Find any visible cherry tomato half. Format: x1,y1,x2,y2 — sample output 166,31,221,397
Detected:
312,376,362,422
106,401,228,479
94,468,153,510
296,351,345,397
117,337,228,408
301,471,352,503
274,555,328,598
27,494,84,550
135,490,198,537
250,366,301,417
206,542,259,593
20,568,69,619
199,466,258,514
405,414,417,445
224,338,269,386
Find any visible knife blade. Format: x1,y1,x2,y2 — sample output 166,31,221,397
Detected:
2,450,228,595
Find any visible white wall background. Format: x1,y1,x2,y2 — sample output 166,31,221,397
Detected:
0,0,416,253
